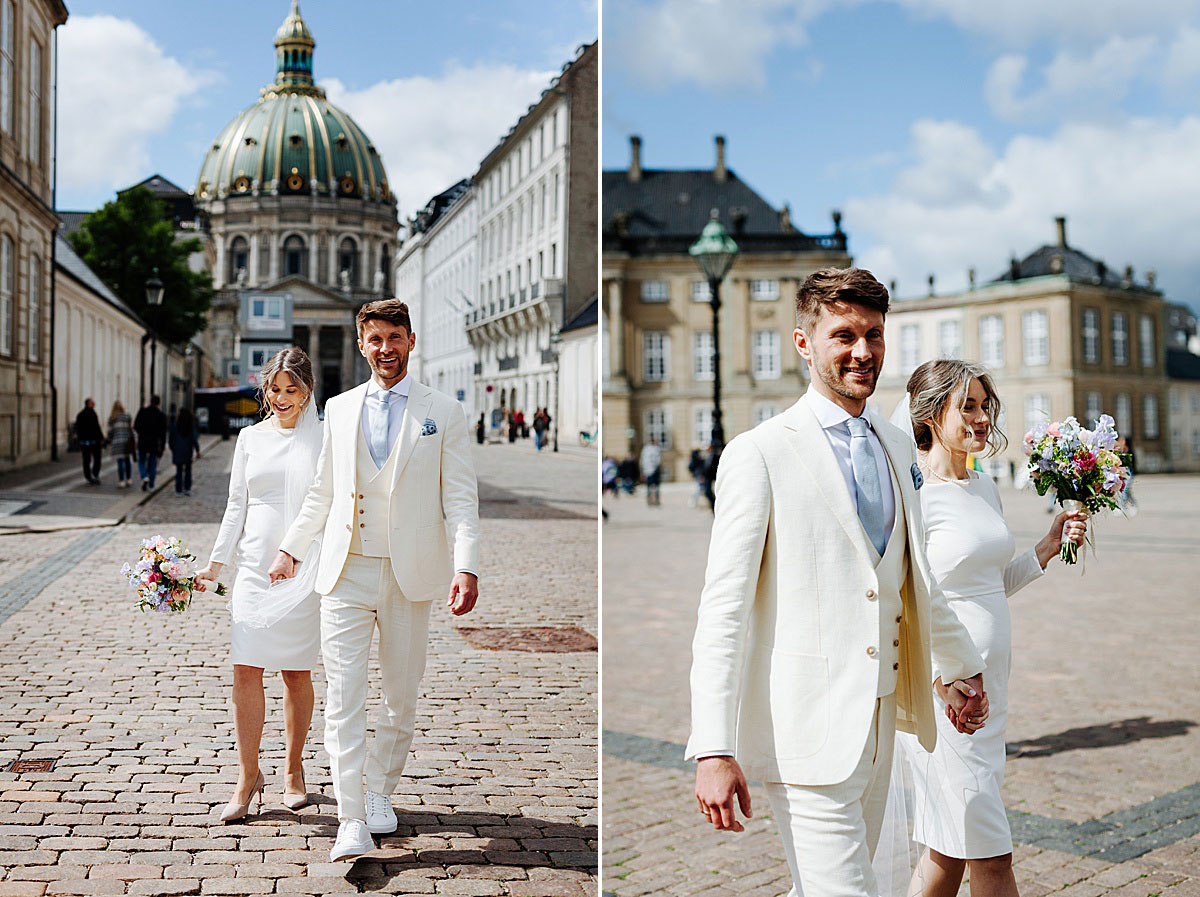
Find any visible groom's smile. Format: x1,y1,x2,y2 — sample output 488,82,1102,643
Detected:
794,299,886,414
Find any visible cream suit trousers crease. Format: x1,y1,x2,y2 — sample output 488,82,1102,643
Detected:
321,553,432,822
764,694,897,897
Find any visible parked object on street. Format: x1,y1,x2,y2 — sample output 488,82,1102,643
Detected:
75,399,104,485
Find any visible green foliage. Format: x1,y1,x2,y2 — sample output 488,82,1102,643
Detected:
68,187,214,344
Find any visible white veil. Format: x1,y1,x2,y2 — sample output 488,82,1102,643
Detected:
228,402,324,629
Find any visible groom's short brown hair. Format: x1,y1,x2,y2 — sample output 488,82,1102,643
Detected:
356,298,413,336
795,267,890,334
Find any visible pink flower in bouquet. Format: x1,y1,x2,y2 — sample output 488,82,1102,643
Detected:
1073,453,1097,473
171,588,189,603
1047,423,1062,437
1024,431,1035,447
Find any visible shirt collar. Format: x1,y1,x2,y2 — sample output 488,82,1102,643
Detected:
366,371,412,399
805,384,873,431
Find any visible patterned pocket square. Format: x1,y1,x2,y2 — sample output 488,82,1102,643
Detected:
911,462,924,490
421,418,438,436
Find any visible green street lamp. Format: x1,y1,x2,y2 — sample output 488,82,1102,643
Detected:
689,209,739,450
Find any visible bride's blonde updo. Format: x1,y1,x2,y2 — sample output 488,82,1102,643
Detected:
906,359,1007,456
257,347,315,419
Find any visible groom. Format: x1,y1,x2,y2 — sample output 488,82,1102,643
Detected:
688,268,987,896
269,298,480,862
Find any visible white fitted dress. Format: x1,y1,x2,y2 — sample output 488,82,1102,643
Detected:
209,423,321,671
903,470,1044,859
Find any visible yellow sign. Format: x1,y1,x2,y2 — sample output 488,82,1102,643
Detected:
224,397,259,415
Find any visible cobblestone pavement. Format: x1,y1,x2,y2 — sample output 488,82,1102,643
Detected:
0,439,597,896
602,476,1200,896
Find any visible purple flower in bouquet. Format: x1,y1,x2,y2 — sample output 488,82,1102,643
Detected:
122,535,226,614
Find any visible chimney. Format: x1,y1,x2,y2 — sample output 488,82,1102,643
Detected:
1010,256,1021,281
1055,216,1067,248
927,274,935,297
628,135,642,183
779,204,792,232
889,279,897,297
714,135,727,183
968,267,976,290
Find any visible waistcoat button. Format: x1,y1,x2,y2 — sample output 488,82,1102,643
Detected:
866,646,877,657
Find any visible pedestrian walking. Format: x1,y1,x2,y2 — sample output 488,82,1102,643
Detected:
133,395,168,491
507,408,518,443
701,442,720,512
687,449,705,508
533,407,548,451
618,455,639,495
107,400,136,488
542,407,552,450
602,456,619,497
476,413,486,445
75,398,104,485
640,439,662,506
170,407,202,496
514,409,526,439
1117,436,1138,516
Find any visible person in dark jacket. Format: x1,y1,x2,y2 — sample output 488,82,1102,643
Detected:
75,398,104,485
133,395,168,491
169,408,202,496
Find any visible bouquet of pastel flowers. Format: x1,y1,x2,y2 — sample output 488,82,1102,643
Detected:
1024,414,1130,564
121,534,226,613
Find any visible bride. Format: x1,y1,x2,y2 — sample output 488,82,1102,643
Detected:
195,347,324,822
887,359,1087,896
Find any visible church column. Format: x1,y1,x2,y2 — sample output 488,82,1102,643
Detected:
308,232,319,282
328,232,339,286
607,278,624,378
341,326,357,391
268,232,280,282
214,234,226,289
248,233,260,286
308,323,320,370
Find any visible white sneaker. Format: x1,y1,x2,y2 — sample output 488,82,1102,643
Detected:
365,790,397,834
330,818,374,862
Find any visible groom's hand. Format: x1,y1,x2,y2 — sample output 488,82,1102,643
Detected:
447,572,478,616
696,756,752,832
944,674,988,734
268,551,297,583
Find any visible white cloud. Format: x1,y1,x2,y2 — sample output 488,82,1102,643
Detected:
984,36,1157,123
58,15,212,195
843,116,1200,306
1162,26,1200,84
323,64,555,218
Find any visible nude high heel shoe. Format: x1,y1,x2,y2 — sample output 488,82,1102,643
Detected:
282,774,310,811
220,771,265,823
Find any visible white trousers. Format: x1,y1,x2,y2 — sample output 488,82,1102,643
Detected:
764,694,897,897
321,553,432,822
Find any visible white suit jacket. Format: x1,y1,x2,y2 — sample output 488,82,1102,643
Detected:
279,379,481,601
686,398,985,786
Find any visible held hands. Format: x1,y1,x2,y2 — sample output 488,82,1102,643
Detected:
938,674,989,734
447,572,479,616
696,756,753,832
267,551,299,583
193,561,223,592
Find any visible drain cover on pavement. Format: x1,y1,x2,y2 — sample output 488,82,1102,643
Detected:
455,626,597,653
7,759,56,773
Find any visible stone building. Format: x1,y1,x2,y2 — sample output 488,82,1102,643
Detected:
466,41,597,433
0,0,67,469
602,135,850,480
194,1,396,403
557,296,598,446
873,218,1168,478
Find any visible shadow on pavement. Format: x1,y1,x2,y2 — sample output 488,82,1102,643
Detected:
1010,716,1196,758
480,480,594,520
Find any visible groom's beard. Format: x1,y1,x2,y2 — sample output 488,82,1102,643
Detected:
815,355,879,401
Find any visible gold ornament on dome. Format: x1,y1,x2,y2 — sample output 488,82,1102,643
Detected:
289,134,303,147
233,176,251,194
244,136,256,147
339,175,356,195
287,172,306,191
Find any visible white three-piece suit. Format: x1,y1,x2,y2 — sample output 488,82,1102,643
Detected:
280,375,480,822
687,391,985,897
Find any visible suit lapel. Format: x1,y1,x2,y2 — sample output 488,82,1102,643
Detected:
390,381,433,491
341,383,370,488
780,398,875,566
868,407,909,534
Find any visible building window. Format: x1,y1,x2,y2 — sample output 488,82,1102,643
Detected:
1171,429,1183,460
753,403,780,426
1171,389,1181,414
249,296,285,331
229,237,249,283
1143,394,1159,439
1022,310,1049,366
28,40,41,167
980,314,1004,368
750,279,779,301
1139,314,1155,369
693,406,714,449
283,235,307,277
552,172,560,219
0,233,11,355
1115,393,1132,437
691,280,712,303
1082,307,1100,363
900,324,921,374
338,237,358,286
643,331,670,382
640,280,669,303
753,330,780,379
1194,429,1200,458
1024,393,1050,433
1193,393,1200,414
938,320,962,359
0,0,12,134
643,406,671,449
27,254,39,362
1085,391,1103,426
693,331,714,381
1112,312,1129,366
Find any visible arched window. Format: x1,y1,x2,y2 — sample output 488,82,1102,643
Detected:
0,234,12,355
28,253,39,362
229,236,249,284
283,235,306,278
338,237,357,287
379,242,390,292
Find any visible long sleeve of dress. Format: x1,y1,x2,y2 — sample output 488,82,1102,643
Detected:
209,431,249,567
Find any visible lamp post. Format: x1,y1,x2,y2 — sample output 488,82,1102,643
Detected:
145,269,164,403
688,210,739,450
550,328,562,453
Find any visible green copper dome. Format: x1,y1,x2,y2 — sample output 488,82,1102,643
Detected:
195,1,390,204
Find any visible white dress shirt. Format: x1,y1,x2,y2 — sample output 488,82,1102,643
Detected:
361,372,411,462
802,386,896,542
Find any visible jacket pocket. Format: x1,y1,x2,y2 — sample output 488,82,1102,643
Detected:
763,648,830,760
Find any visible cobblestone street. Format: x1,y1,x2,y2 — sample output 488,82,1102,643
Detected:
0,438,597,896
602,476,1200,897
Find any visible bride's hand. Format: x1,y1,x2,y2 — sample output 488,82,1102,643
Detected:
1050,509,1088,547
194,561,223,592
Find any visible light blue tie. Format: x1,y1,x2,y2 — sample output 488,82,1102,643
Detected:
847,416,887,557
369,390,392,468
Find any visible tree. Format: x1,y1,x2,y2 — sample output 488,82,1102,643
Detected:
69,187,214,344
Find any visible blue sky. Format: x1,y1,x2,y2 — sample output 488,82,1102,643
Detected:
57,0,597,217
604,0,1200,312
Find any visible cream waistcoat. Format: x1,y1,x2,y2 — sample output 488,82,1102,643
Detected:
349,422,401,558
872,461,908,698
